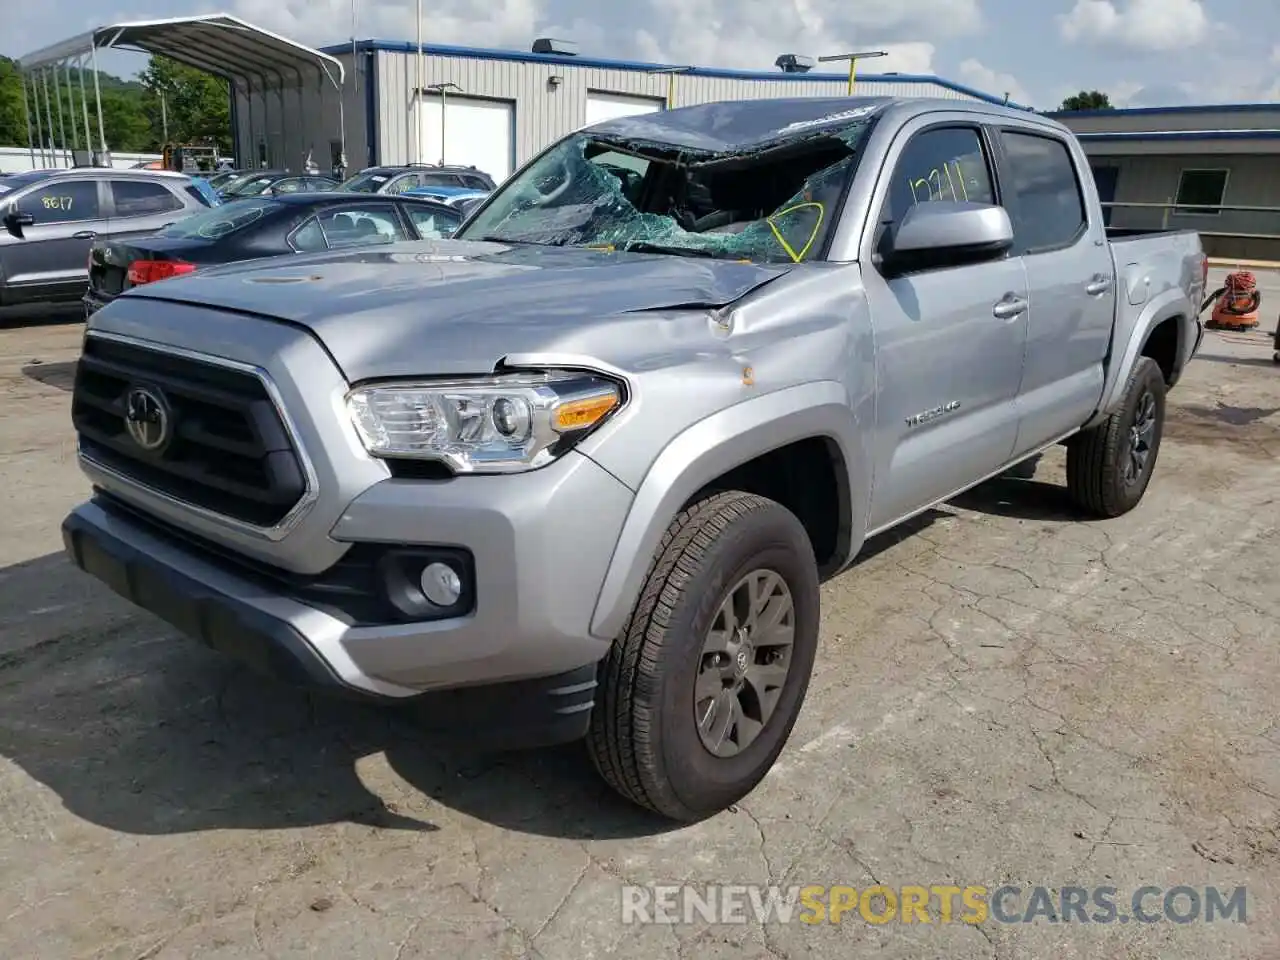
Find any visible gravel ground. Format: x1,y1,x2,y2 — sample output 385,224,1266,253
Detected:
0,281,1277,959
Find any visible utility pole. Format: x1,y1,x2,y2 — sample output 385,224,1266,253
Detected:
414,0,423,163
351,0,359,94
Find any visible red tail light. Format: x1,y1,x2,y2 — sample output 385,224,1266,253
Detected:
127,259,197,286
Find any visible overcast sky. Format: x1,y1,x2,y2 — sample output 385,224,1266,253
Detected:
4,0,1278,111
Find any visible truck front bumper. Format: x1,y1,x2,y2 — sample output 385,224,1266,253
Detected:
62,450,635,746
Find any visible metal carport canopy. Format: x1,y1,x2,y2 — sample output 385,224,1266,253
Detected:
17,14,346,161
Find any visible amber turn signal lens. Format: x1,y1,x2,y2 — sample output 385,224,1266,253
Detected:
552,392,619,432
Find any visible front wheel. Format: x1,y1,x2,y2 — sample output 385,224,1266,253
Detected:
1066,356,1167,518
587,490,820,822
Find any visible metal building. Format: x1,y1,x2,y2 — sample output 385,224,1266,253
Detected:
320,39,1023,182
1050,104,1280,261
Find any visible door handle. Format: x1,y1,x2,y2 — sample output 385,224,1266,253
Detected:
992,294,1028,319
1086,274,1112,295
73,230,96,239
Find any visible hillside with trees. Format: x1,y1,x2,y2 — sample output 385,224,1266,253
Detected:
0,54,230,154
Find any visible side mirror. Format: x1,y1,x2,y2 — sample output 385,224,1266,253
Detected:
880,201,1013,276
3,209,34,239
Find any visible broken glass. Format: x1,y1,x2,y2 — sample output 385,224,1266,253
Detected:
459,121,873,264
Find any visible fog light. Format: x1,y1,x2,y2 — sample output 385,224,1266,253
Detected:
420,561,462,606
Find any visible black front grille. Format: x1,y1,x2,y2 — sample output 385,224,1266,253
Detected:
72,337,308,527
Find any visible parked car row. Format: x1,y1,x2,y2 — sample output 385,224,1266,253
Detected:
0,163,468,312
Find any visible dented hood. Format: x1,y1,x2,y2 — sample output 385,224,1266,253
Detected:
124,239,791,380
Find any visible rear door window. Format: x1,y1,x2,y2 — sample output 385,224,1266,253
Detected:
17,180,101,223
996,131,1087,253
289,218,327,253
316,204,410,248
110,180,184,217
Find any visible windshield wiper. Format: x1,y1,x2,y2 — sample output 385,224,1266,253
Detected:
621,241,718,259
470,235,542,245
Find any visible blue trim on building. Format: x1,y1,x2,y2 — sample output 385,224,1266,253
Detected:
319,38,1030,109
1047,103,1280,119
1076,130,1280,142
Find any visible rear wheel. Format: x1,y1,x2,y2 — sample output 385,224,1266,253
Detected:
587,490,820,822
1066,356,1166,518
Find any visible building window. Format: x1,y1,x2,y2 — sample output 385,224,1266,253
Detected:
1174,169,1228,216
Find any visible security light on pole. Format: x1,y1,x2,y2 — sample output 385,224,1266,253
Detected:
818,50,888,95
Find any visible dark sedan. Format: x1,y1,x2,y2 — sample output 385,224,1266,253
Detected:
85,192,463,316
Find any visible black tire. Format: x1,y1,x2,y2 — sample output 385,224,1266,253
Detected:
587,490,820,822
1066,356,1166,518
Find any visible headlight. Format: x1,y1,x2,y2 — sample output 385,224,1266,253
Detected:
346,370,623,473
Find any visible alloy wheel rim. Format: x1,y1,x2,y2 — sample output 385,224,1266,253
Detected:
694,569,796,758
1124,389,1157,486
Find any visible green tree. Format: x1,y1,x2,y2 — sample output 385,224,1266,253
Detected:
0,54,230,157
97,89,153,152
0,57,27,146
1058,90,1114,111
139,56,231,154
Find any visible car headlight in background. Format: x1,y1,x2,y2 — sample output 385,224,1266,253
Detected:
346,370,623,473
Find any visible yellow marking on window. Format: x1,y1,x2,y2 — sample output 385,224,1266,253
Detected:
765,201,825,263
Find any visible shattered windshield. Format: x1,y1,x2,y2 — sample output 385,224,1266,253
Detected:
456,121,873,263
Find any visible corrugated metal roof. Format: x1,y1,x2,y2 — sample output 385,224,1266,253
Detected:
323,39,1030,109
18,14,344,89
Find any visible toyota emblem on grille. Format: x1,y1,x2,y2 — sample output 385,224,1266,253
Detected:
124,386,171,452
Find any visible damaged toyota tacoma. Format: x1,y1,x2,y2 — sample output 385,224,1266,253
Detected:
62,97,1207,822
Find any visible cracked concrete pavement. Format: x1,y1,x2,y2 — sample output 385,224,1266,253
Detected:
0,280,1277,959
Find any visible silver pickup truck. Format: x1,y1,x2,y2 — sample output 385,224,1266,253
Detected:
62,96,1206,822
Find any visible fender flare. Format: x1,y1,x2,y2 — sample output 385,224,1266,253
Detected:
588,380,869,640
1085,288,1190,429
